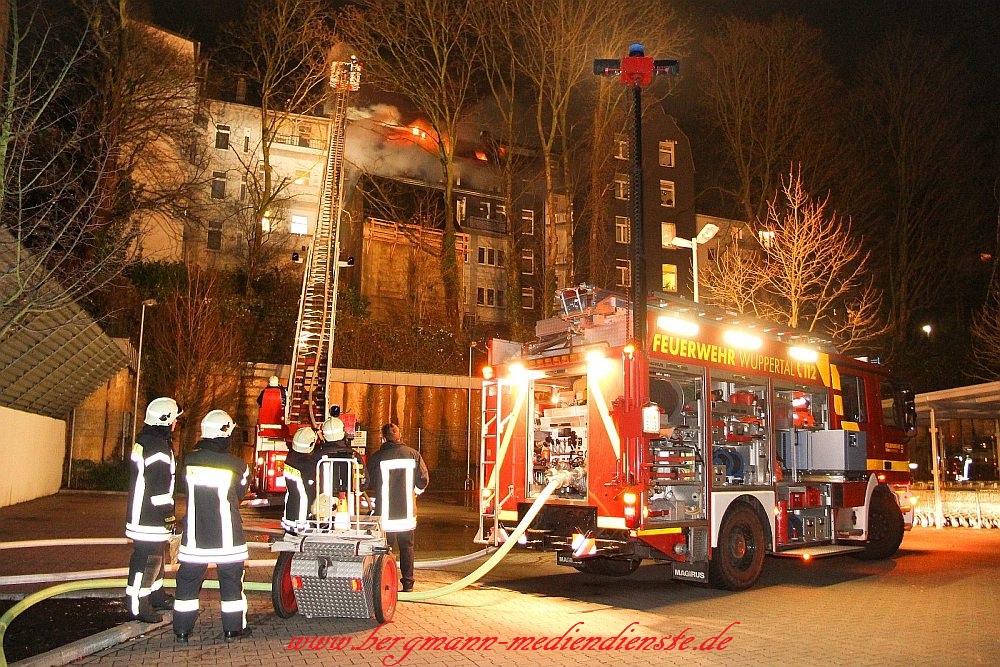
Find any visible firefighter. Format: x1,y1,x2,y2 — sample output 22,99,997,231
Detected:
366,423,429,592
173,410,250,643
255,375,287,409
125,397,181,623
315,416,367,491
282,426,318,533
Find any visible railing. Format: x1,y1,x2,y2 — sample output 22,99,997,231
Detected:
269,133,326,150
464,215,508,234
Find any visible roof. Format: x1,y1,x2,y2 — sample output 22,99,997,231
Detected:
914,381,1000,422
0,228,130,419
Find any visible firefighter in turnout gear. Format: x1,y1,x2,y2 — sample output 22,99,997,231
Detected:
173,410,251,643
314,417,367,492
125,397,181,623
282,427,318,533
366,423,429,592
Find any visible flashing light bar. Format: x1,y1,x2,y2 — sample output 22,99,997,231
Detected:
789,346,819,363
723,329,762,350
657,315,699,337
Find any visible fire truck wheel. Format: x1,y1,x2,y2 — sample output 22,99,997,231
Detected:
572,557,641,577
271,551,298,618
855,487,904,561
373,554,399,623
709,503,765,591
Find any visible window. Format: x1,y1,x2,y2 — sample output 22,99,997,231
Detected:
841,375,867,424
615,216,630,244
759,230,776,248
243,132,251,153
615,135,628,160
615,259,631,287
660,222,677,248
879,381,899,428
521,249,534,275
477,246,504,267
211,171,226,199
290,215,308,235
294,170,310,185
521,287,535,310
659,180,675,207
239,176,248,202
456,197,466,223
661,263,678,292
477,287,504,308
215,124,230,150
207,221,223,251
521,209,534,235
658,140,675,167
479,201,491,218
614,174,629,200
496,204,507,222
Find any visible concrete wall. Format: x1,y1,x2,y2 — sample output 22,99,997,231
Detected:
71,366,135,462
0,406,66,507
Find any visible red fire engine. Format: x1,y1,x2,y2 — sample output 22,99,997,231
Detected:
248,58,363,502
477,285,917,589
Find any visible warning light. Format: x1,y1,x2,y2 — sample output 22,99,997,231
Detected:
482,366,494,380
877,473,886,482
291,576,303,589
802,553,812,562
623,343,636,358
350,578,363,592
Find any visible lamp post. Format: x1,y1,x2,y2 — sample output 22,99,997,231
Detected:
465,341,479,493
670,223,719,302
130,299,158,451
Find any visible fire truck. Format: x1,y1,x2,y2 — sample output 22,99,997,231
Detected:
248,58,362,502
476,285,917,590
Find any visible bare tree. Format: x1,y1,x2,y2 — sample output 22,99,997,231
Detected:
143,265,243,455
701,167,884,352
338,0,482,325
214,0,334,292
700,15,848,226
849,29,980,346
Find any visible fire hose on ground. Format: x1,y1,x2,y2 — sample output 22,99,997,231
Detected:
0,475,565,667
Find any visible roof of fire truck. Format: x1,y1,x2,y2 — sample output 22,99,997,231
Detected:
524,284,837,358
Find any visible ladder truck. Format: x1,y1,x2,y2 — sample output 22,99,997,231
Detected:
250,58,361,502
476,285,918,590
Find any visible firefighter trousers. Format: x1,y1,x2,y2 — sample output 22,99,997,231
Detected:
172,561,247,635
386,530,415,588
126,540,167,616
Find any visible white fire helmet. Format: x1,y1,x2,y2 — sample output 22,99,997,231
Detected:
201,409,236,439
291,426,317,453
144,397,182,426
322,417,345,442
268,375,280,387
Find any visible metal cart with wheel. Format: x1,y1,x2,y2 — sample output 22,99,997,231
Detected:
271,456,398,622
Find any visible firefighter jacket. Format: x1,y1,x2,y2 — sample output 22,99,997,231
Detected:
282,449,316,530
178,437,249,564
365,441,429,532
125,425,176,543
314,440,367,493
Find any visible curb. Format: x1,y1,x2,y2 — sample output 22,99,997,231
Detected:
13,615,171,666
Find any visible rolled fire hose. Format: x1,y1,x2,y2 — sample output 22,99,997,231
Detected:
0,475,566,665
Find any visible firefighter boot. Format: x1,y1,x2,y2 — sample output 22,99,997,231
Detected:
134,556,163,623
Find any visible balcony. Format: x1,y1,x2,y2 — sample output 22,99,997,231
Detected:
464,215,508,235
269,133,326,151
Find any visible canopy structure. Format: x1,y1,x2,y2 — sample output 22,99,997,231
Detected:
914,382,1000,527
0,228,130,419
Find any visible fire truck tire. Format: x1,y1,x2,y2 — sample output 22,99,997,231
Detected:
271,551,298,618
709,503,765,591
373,554,399,623
856,487,904,561
572,557,641,576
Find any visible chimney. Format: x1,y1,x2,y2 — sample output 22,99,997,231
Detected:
236,76,247,103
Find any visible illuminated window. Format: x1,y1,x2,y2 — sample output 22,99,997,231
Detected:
660,180,675,207
661,222,677,248
215,124,230,150
615,135,628,160
661,263,678,292
521,209,534,235
211,171,226,199
658,140,675,167
614,174,629,200
615,216,630,244
290,215,308,235
759,230,776,248
615,259,631,287
521,287,535,310
521,249,534,275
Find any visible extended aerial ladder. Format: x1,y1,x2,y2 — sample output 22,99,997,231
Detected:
286,58,361,429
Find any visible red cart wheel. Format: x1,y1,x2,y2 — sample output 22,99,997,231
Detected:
372,554,399,623
271,551,298,618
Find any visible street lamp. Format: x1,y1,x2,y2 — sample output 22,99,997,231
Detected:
466,341,481,492
130,299,158,451
922,324,933,339
670,223,720,302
